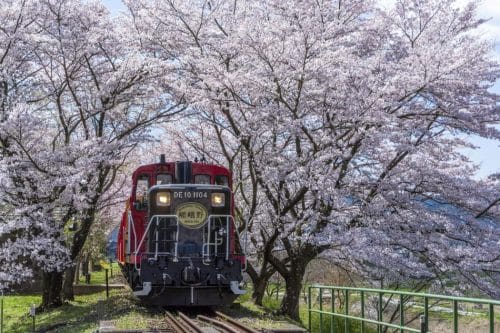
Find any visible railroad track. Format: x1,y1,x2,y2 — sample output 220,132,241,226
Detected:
164,310,260,333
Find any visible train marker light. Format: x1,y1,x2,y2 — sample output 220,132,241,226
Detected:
211,193,225,207
156,192,171,206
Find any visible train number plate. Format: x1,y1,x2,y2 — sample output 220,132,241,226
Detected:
176,202,208,229
173,191,208,199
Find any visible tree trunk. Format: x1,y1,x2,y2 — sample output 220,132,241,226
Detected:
280,274,304,320
40,208,96,308
41,271,64,309
74,260,80,285
62,266,76,301
246,261,276,306
278,256,309,321
252,276,268,306
39,165,108,309
82,257,89,277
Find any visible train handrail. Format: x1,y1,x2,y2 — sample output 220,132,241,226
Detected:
152,216,179,261
127,210,138,257
134,213,246,272
126,212,131,255
201,214,247,270
202,215,232,264
134,214,179,274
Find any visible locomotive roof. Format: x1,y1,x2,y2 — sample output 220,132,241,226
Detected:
132,161,231,176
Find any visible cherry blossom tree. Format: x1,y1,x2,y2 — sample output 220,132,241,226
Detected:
0,0,185,307
127,0,499,319
0,0,64,294
476,172,500,218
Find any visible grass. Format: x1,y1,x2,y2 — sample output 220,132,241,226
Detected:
1,281,301,333
0,287,168,333
227,284,376,332
76,262,121,285
224,291,305,330
2,291,98,332
227,289,377,332
300,300,379,333
2,280,495,332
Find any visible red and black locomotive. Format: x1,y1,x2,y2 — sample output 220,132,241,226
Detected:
117,156,246,306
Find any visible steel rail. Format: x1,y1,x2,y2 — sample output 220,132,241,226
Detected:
166,310,260,333
178,312,205,333
198,315,240,333
165,311,190,333
215,311,260,333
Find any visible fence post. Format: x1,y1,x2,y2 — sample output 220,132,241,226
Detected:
331,288,335,333
308,286,312,333
1,289,3,333
420,315,426,333
453,300,458,333
345,290,349,333
319,288,323,333
400,294,404,333
489,304,494,333
378,292,383,333
360,291,365,333
30,304,36,333
423,297,428,333
105,269,109,299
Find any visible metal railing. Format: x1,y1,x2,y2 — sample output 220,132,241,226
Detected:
202,215,232,264
134,214,179,273
307,285,500,333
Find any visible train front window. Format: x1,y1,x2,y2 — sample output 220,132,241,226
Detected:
194,174,211,184
156,173,172,185
215,175,229,186
136,176,149,206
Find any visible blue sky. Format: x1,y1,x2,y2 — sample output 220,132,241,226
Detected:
102,0,125,14
103,0,500,178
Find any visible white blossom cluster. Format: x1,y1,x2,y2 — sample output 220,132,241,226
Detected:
0,0,498,301
126,0,500,299
0,0,184,291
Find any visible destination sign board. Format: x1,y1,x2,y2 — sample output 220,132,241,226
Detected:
176,202,208,229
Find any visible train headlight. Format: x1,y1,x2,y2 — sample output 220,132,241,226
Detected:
156,192,171,206
211,193,225,207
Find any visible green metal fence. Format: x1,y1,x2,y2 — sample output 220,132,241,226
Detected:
307,285,500,333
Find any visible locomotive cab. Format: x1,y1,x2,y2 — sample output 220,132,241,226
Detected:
118,158,246,307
